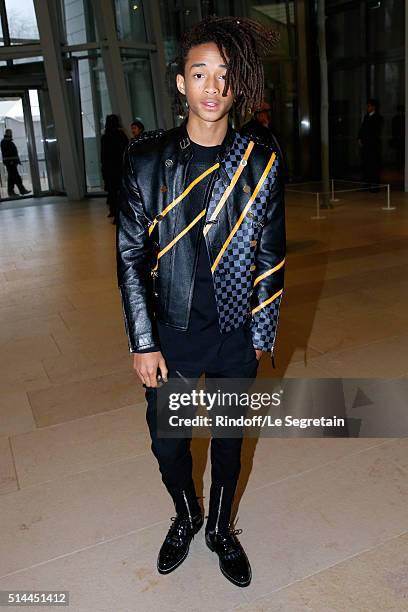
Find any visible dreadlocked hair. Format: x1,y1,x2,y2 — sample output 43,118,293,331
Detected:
166,16,280,119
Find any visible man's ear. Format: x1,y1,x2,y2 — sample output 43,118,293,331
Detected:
176,73,186,96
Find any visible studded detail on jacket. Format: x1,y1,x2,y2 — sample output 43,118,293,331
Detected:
116,119,286,358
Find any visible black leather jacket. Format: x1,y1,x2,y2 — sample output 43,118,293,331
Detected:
116,119,286,358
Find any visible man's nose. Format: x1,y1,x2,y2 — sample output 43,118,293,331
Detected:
205,78,219,94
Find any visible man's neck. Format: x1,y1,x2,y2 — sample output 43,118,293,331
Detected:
186,113,229,146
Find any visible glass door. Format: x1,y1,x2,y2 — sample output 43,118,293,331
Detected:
0,94,33,199
37,87,64,194
0,87,59,200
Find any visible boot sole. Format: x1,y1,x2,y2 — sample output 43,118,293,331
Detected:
157,519,203,574
205,537,252,587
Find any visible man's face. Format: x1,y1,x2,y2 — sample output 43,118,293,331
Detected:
131,125,141,138
367,103,375,114
176,42,234,123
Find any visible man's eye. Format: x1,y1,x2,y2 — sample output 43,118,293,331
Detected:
220,74,226,80
193,73,204,79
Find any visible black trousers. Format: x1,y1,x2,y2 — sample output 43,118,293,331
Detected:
6,163,24,194
145,321,258,532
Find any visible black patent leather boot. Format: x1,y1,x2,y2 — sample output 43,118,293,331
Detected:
157,489,203,574
205,483,251,587
205,527,252,587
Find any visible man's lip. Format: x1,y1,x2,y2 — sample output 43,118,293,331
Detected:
201,100,220,108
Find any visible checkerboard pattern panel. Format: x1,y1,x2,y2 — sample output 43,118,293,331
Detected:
210,135,280,342
223,133,252,179
213,238,253,333
251,292,283,352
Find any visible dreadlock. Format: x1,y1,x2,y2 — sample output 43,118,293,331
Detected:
166,16,280,119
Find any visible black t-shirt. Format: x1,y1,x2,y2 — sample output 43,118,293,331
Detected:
185,141,221,333
155,140,222,352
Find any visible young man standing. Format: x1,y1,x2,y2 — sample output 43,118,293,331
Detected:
116,16,285,587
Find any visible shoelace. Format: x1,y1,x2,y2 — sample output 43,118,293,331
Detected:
165,516,193,547
217,528,244,561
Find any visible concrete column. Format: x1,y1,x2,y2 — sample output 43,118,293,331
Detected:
33,0,85,200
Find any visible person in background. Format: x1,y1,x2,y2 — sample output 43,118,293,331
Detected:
101,114,129,224
358,98,384,192
130,120,144,140
241,100,287,180
0,128,31,197
242,100,274,143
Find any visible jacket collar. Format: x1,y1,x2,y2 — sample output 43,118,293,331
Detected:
177,116,236,163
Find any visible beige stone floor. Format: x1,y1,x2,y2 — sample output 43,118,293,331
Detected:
0,191,408,611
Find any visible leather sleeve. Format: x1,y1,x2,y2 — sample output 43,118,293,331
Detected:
133,345,161,353
250,150,286,358
116,146,160,353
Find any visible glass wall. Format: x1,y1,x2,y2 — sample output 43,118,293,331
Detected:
61,0,97,45
158,0,201,64
74,51,111,191
326,5,362,60
121,50,157,130
115,2,159,130
326,0,405,183
249,1,298,176
4,0,39,44
367,0,404,53
114,0,147,42
329,66,366,177
60,0,160,193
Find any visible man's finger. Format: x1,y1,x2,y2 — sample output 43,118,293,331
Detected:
254,348,263,361
145,367,158,388
158,358,168,382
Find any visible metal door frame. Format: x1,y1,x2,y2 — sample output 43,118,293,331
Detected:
21,89,42,196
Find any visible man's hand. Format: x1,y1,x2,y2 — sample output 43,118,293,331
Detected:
255,349,262,361
133,351,168,388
